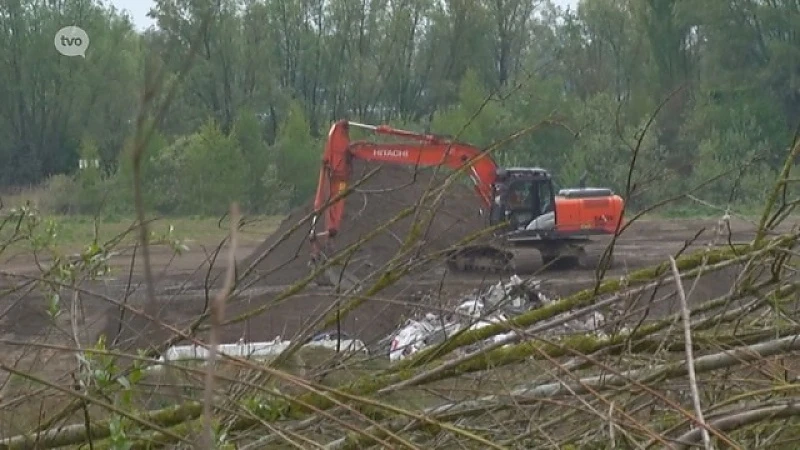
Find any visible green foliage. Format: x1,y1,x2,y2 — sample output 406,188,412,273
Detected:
680,93,781,209
233,108,274,210
74,137,107,210
40,174,85,215
4,0,800,217
272,101,321,208
501,74,576,172
40,113,298,217
113,120,250,216
0,0,141,185
561,93,669,207
431,69,513,148
176,121,249,215
112,126,170,214
39,136,117,215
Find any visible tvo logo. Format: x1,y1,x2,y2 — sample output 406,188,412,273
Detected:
54,26,90,58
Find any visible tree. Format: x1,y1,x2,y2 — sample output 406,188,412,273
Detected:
431,69,511,147
0,0,141,185
273,101,321,208
179,120,248,215
233,108,277,212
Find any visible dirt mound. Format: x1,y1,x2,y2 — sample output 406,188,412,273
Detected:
239,160,490,287
190,160,493,345
100,161,496,352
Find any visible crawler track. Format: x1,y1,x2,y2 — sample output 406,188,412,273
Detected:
446,245,515,273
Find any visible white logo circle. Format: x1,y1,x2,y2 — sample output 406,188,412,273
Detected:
54,26,90,57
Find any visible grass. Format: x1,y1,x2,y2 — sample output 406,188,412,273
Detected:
0,214,283,254
0,213,284,279
0,183,285,255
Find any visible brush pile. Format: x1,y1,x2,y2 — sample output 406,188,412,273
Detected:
385,275,612,361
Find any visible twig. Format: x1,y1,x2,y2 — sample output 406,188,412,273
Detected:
130,0,216,329
327,327,800,450
0,362,193,449
674,402,800,449
393,233,796,370
670,256,712,450
608,401,616,445
757,131,800,242
202,202,239,449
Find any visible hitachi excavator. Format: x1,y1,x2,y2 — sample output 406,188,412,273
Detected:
308,120,624,274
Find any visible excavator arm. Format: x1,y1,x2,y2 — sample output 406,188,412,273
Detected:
310,120,499,259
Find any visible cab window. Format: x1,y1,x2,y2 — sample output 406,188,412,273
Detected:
507,180,532,209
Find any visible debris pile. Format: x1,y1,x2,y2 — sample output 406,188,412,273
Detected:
387,275,611,361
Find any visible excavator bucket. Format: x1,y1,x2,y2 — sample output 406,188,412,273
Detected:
309,251,361,291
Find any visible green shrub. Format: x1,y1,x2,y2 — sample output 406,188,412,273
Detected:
33,112,323,217
40,174,80,214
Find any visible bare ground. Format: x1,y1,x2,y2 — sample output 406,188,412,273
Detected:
0,211,793,441
1,214,792,362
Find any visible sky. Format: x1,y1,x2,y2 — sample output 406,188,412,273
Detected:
110,0,581,31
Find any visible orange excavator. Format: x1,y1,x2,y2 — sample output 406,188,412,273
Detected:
309,120,625,274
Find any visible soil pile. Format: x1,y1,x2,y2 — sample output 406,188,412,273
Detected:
185,160,495,346
239,160,490,287
103,161,497,352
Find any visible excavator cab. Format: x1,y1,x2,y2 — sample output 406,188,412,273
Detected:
489,167,556,232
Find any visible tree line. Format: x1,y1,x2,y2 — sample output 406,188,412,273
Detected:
1,0,797,216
